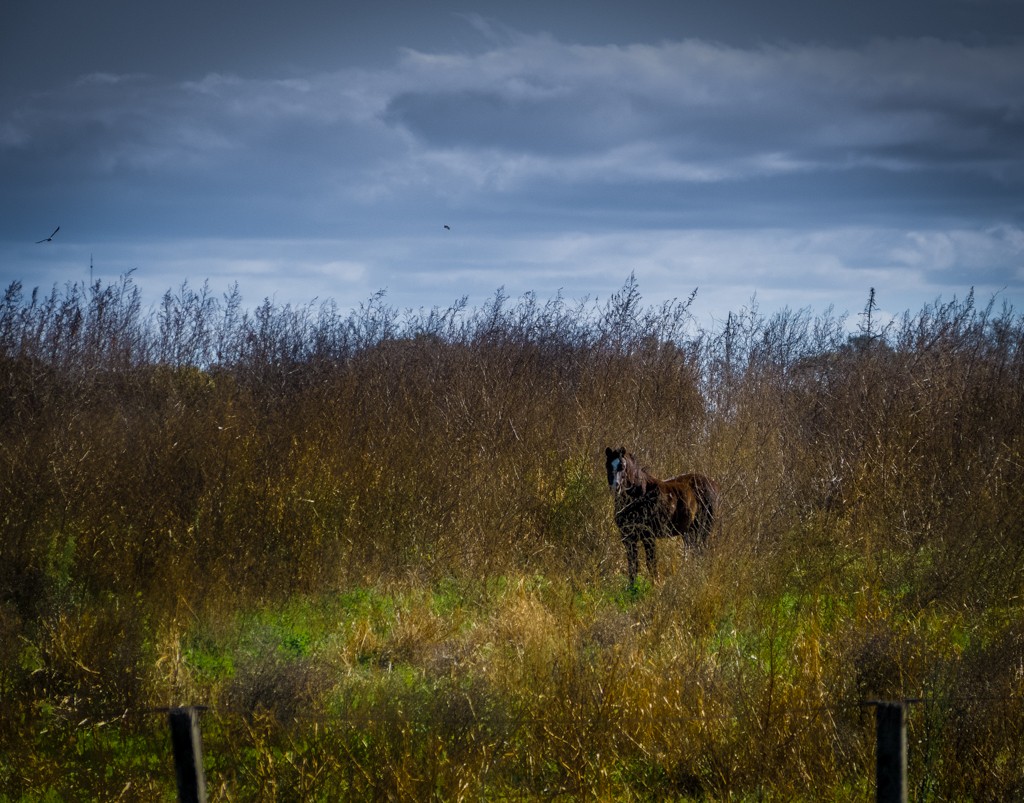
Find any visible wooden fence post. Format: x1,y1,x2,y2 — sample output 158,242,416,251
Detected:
875,701,907,803
168,706,208,803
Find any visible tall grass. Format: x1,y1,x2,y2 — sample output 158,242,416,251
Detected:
1,273,1022,799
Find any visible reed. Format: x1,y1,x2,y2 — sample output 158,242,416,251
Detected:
1,274,1022,799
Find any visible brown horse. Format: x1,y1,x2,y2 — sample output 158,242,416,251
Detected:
605,447,719,588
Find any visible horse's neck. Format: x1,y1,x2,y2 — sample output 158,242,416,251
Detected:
615,473,660,517
623,468,659,496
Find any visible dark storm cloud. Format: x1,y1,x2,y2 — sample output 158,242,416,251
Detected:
5,32,1022,215
384,89,616,156
0,69,411,237
1,6,1022,321
380,36,1024,184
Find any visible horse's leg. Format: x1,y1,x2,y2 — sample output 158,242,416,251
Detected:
698,486,717,546
687,518,703,549
623,534,639,588
642,533,657,580
697,506,714,546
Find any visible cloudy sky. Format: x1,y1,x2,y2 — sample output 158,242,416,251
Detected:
2,0,1023,328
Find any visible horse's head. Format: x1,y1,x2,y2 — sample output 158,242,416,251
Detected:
605,446,626,490
605,446,645,495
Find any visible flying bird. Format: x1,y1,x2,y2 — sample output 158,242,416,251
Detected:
36,226,60,243
443,224,451,231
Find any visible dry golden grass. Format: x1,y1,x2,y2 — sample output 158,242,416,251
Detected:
1,275,1023,799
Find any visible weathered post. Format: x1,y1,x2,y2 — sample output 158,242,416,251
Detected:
168,706,208,803
875,701,907,803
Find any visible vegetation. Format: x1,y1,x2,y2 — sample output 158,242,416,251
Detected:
1,272,1022,800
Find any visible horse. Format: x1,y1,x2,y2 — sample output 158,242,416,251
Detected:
605,446,719,588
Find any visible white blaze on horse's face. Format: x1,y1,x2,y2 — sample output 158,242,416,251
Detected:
610,458,623,490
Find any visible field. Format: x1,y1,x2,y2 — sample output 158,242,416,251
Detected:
2,274,1023,800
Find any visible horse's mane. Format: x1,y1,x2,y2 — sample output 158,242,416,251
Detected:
621,452,657,495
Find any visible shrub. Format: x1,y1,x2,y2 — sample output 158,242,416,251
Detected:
1,274,1022,798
